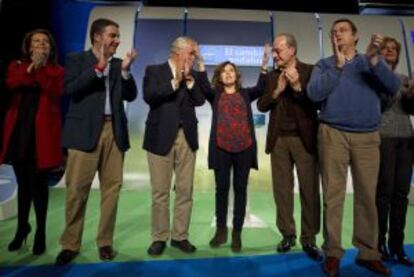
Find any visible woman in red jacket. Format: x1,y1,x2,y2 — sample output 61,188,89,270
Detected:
0,29,63,255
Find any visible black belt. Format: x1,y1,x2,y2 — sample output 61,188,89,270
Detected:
104,115,112,121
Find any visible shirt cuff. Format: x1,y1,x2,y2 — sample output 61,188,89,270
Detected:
95,69,104,78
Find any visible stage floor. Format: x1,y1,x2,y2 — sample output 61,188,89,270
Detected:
1,188,413,276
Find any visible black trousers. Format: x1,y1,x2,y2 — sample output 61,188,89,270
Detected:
214,147,252,231
12,164,49,236
376,137,413,251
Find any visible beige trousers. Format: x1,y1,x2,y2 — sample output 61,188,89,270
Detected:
60,121,124,251
318,123,381,260
147,129,196,242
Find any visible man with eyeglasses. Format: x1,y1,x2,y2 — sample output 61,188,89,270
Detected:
257,33,321,261
307,18,400,277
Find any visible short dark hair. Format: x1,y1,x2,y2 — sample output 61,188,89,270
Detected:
89,18,119,45
212,61,242,93
331,18,358,45
21,29,58,64
332,18,358,35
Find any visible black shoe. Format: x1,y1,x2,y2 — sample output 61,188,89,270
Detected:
276,235,296,253
390,248,413,267
302,244,322,261
171,239,196,253
147,241,166,256
378,242,390,260
8,224,31,252
32,231,46,255
55,249,79,266
99,246,117,261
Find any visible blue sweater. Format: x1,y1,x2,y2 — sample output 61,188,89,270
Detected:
307,54,400,132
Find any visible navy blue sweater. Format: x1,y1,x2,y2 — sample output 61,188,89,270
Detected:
307,54,400,132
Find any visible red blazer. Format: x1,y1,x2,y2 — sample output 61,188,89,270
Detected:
0,60,64,169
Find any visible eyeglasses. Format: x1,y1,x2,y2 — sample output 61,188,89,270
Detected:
272,47,288,55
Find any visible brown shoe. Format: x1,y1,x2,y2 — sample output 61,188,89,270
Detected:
209,227,228,248
355,259,391,276
99,246,117,261
322,256,340,277
231,230,242,253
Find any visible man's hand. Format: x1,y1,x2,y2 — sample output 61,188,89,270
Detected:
96,44,109,70
261,43,272,70
284,66,301,92
121,48,138,72
366,33,383,66
272,72,287,99
194,44,205,72
332,36,346,69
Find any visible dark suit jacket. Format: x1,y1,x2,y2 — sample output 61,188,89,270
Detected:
142,62,205,155
61,50,138,152
198,71,266,170
257,61,318,155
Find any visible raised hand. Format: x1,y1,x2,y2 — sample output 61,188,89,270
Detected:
194,44,205,72
332,36,346,69
262,43,272,69
121,48,138,72
366,33,383,58
366,33,383,66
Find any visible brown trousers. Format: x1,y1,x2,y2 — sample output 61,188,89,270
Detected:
60,121,124,251
318,123,381,260
271,136,320,245
147,129,196,242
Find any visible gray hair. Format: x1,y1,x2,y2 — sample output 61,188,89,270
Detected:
169,36,195,56
276,33,297,55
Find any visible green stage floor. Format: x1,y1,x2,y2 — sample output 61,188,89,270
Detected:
1,188,413,266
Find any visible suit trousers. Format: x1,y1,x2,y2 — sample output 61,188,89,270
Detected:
270,136,320,245
147,128,196,242
318,123,381,260
60,120,124,251
376,137,413,251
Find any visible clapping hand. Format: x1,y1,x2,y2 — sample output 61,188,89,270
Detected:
332,36,346,69
121,48,138,72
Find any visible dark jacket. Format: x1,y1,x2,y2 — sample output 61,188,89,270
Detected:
61,50,138,152
198,71,266,170
257,61,318,155
142,62,205,155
